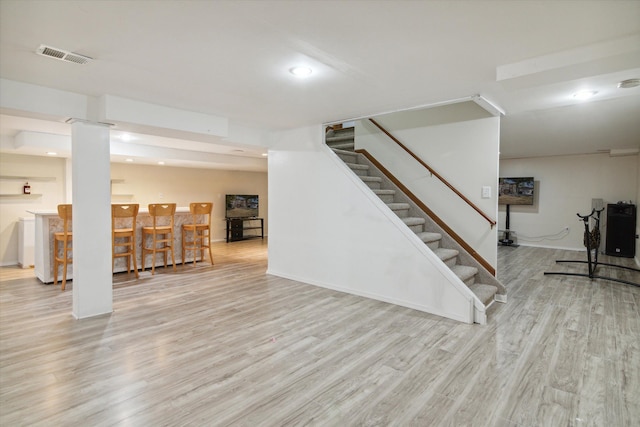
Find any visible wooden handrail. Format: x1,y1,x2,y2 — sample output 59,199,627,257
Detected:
368,118,496,228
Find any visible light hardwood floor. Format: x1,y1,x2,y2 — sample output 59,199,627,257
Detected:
1,240,639,426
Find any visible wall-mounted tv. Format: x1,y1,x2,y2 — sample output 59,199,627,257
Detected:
498,177,534,205
226,194,259,218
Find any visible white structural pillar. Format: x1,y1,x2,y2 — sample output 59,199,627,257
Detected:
70,120,113,319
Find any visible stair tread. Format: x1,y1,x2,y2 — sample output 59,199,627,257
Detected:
451,264,478,281
347,163,369,170
433,248,459,262
360,176,382,182
329,142,355,149
332,148,357,156
372,189,396,195
387,203,410,210
415,231,442,243
469,283,498,306
402,217,425,226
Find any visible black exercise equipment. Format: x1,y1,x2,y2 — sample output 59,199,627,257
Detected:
544,208,639,287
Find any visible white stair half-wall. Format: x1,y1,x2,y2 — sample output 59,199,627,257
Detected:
267,126,481,324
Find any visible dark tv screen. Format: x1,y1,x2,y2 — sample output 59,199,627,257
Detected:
226,194,259,218
498,177,534,205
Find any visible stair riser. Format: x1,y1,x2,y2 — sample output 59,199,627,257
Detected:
329,130,355,139
443,257,457,268
408,224,423,233
462,276,476,286
392,208,410,218
349,168,369,177
329,142,355,151
337,153,357,163
425,240,440,251
378,194,395,203
326,135,355,143
364,181,381,190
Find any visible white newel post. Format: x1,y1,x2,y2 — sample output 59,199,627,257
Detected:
70,120,113,319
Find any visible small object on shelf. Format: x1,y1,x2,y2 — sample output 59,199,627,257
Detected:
23,182,31,194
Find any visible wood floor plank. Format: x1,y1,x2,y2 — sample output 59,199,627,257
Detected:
1,241,639,426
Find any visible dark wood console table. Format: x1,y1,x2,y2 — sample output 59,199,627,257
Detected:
226,217,264,242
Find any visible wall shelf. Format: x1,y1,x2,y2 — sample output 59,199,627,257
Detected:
0,194,43,199
110,179,133,199
0,175,56,182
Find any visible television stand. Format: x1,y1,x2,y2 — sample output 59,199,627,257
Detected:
226,217,264,242
499,230,517,246
499,204,518,247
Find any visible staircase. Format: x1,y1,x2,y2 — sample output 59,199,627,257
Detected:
325,126,355,151
327,127,506,324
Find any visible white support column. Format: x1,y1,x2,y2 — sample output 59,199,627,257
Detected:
64,157,72,203
70,120,113,319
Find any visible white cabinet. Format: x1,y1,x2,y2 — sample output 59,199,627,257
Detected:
18,217,35,268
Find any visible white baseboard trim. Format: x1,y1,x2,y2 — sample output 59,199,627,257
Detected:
495,294,507,303
0,261,19,267
517,243,639,267
513,242,584,251
266,268,475,324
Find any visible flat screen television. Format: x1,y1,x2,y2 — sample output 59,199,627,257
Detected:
498,177,534,205
225,194,259,218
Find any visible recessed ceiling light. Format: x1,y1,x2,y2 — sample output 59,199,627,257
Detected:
261,153,268,157
120,133,133,142
125,158,134,162
573,90,598,100
618,78,640,89
46,151,57,156
289,66,312,77
158,161,165,165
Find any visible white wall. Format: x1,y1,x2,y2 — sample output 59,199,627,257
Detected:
356,102,500,268
0,153,267,265
0,154,67,266
110,162,267,242
499,153,638,250
267,126,477,324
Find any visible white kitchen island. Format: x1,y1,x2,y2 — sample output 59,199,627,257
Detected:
30,207,205,284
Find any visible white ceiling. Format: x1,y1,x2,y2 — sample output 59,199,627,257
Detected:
0,0,639,169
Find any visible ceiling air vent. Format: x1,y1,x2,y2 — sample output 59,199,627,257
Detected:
36,44,92,65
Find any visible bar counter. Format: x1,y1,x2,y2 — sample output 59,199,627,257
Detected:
29,207,203,284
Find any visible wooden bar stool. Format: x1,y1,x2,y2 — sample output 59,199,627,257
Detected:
142,203,176,275
53,204,72,290
112,203,139,278
182,202,214,266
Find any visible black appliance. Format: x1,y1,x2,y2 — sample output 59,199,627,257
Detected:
605,203,636,258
